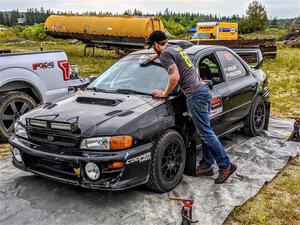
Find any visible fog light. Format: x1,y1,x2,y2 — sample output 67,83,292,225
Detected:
13,148,22,163
85,162,100,180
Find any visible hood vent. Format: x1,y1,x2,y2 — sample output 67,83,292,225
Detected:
118,111,133,117
105,110,123,116
76,97,122,106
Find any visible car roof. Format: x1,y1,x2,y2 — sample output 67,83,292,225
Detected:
129,44,228,56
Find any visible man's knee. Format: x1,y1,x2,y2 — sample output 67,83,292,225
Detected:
199,131,216,142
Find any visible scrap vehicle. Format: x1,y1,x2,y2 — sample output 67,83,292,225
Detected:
44,15,165,52
9,44,270,192
0,50,88,141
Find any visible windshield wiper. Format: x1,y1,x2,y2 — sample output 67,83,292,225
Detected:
87,87,115,93
114,89,153,96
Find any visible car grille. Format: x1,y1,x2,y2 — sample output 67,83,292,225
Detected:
27,130,79,147
25,154,79,183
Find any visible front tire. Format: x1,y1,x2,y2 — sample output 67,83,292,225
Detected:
0,91,36,141
243,96,266,136
146,130,186,193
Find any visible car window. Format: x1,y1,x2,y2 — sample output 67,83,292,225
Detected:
199,53,223,85
88,60,169,94
216,51,247,80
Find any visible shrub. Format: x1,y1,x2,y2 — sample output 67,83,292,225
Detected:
21,23,47,40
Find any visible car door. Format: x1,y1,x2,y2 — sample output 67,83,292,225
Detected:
215,50,257,126
193,51,232,137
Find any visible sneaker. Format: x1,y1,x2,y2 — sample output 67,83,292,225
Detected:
196,166,214,176
215,163,237,184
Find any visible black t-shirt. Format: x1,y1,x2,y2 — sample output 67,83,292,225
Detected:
159,45,204,96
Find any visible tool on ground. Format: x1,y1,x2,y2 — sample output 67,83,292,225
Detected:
169,197,198,225
288,117,300,142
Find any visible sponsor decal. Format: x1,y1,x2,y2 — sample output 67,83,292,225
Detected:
211,107,223,118
219,28,237,33
211,97,223,117
126,152,151,165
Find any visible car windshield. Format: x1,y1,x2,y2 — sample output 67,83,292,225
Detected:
192,33,210,39
88,59,169,95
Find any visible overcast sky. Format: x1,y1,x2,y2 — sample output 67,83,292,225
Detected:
1,0,299,18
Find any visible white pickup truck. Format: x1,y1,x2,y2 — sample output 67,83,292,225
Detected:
0,50,89,141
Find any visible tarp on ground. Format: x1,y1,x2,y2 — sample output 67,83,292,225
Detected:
0,118,299,225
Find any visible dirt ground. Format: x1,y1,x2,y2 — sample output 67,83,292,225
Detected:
0,143,11,159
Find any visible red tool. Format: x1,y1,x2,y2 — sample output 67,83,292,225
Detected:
288,117,300,142
169,197,198,225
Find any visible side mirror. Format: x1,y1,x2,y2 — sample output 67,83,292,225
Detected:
203,80,213,90
233,49,264,69
211,77,221,84
253,50,264,69
89,75,97,84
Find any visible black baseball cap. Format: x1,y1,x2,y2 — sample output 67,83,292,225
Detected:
146,30,167,49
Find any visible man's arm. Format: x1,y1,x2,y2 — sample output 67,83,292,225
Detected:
153,63,180,97
139,54,158,65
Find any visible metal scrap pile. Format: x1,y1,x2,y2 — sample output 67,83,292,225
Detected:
283,28,300,48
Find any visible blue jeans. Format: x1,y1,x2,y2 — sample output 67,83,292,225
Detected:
186,85,230,170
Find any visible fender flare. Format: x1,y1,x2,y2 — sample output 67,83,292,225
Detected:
0,67,46,102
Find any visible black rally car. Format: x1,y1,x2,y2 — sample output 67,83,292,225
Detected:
10,44,270,192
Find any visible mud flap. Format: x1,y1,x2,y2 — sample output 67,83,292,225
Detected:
184,140,201,176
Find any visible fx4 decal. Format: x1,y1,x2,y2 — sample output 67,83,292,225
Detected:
32,62,54,70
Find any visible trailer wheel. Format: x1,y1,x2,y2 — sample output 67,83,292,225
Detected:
243,96,266,137
0,91,36,141
146,130,186,193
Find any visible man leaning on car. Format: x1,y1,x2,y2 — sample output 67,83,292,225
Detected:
142,30,237,184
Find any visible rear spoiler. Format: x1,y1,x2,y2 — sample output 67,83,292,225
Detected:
233,48,263,69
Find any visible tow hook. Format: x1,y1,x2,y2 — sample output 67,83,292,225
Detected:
169,197,198,225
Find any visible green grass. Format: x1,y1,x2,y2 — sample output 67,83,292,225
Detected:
242,28,289,40
224,156,300,225
262,45,300,117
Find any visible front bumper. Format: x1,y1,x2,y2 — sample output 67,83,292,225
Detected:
9,135,153,191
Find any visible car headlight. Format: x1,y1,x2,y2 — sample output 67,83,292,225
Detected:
80,135,133,150
14,121,28,139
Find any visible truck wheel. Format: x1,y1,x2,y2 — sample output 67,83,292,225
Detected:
243,96,266,137
0,91,36,141
146,130,186,193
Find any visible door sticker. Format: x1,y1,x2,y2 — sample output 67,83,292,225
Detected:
211,97,223,118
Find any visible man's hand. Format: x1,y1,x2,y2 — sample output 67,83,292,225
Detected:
139,54,158,65
152,90,167,98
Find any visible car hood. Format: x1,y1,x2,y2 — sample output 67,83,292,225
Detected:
22,91,167,136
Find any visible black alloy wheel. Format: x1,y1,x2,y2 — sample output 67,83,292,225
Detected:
161,142,183,183
146,130,186,192
254,102,266,131
243,96,266,137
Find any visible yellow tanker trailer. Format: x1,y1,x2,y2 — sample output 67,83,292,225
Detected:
44,15,165,49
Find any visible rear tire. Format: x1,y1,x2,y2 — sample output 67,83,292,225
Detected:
0,91,36,141
243,96,266,137
146,130,186,193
